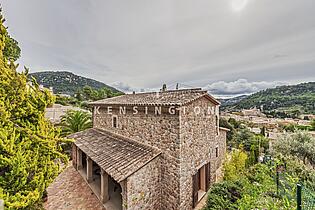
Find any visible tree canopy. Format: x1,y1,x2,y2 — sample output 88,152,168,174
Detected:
272,131,315,166
0,10,68,209
3,34,20,62
60,110,92,136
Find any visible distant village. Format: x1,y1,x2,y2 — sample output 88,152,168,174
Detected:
221,108,315,140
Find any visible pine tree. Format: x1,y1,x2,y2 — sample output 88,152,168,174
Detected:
0,9,69,209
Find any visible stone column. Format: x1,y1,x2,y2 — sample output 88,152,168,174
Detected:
76,148,83,170
121,181,127,210
100,169,109,203
86,157,93,183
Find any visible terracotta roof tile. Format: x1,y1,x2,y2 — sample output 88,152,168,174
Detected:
89,88,220,106
68,128,161,182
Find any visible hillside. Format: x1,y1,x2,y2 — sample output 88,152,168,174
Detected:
29,71,121,95
221,82,315,116
219,95,248,106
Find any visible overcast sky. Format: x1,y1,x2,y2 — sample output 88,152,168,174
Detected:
2,0,315,96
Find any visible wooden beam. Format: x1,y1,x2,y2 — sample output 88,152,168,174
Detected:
200,166,206,191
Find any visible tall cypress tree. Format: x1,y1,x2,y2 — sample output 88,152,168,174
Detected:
0,9,68,209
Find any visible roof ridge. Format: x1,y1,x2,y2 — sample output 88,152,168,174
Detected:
159,88,203,93
88,88,220,106
122,88,204,96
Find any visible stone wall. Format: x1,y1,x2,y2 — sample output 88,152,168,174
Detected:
93,105,181,210
92,96,226,210
126,156,161,210
179,97,226,210
93,106,180,158
215,128,227,182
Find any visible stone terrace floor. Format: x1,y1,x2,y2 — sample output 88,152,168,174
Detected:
45,164,208,210
44,165,105,210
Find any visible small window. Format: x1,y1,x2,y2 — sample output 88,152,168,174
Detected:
112,116,117,128
215,115,219,135
215,147,219,158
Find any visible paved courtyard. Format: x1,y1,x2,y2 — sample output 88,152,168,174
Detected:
44,165,105,210
44,164,207,210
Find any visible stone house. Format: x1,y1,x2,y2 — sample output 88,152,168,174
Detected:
70,88,227,210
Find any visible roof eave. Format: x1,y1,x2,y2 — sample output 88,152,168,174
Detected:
181,93,221,106
118,152,162,182
204,94,221,105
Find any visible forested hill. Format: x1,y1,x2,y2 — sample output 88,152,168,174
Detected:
29,71,121,95
221,82,315,116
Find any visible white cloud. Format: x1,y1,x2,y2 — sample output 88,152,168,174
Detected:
2,0,315,88
111,82,157,93
111,82,135,93
204,79,287,96
113,79,287,96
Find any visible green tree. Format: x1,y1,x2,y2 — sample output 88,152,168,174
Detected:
60,110,92,136
291,109,301,118
219,117,234,143
283,123,296,132
232,127,254,151
205,181,242,210
273,131,315,165
0,11,68,209
3,34,20,61
223,149,248,181
311,119,315,131
228,118,241,129
82,85,95,100
74,89,83,101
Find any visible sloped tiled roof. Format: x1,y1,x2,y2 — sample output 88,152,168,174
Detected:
69,128,161,182
89,88,220,106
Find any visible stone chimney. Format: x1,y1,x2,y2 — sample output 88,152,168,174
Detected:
161,84,167,92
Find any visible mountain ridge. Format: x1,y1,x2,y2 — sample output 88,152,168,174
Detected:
29,71,121,96
220,82,315,116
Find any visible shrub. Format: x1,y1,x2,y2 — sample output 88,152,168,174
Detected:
224,149,248,181
204,181,243,210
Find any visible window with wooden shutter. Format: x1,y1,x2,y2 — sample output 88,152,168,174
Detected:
192,172,199,208
205,162,211,191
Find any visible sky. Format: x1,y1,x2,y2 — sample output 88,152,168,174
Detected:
2,0,315,97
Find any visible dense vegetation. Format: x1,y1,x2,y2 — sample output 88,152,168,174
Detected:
3,34,20,62
221,82,315,118
205,157,314,210
55,85,123,108
29,71,122,96
219,95,247,107
205,118,315,210
0,10,69,209
75,85,122,101
220,118,269,165
281,120,315,132
59,110,92,136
